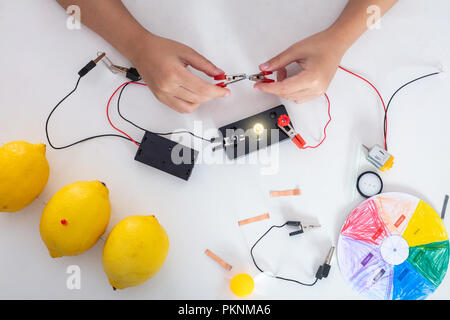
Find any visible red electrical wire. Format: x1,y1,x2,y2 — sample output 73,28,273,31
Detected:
338,66,387,150
303,93,332,149
108,81,333,150
107,69,383,152
106,81,147,146
296,66,386,150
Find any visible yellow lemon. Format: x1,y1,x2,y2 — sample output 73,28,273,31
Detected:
40,181,111,258
0,141,50,213
230,273,254,297
102,215,169,290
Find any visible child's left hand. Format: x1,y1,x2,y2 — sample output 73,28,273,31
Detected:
254,29,347,104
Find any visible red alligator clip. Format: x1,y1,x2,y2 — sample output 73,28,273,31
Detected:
214,72,275,87
214,74,247,87
277,115,306,149
248,71,275,83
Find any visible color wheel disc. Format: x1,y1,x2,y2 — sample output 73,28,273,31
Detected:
337,192,449,300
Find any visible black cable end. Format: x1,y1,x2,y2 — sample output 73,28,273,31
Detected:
286,221,301,227
126,67,141,81
322,264,331,278
289,229,304,237
315,265,324,280
78,60,97,77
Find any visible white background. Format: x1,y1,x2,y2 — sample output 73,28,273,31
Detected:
0,0,449,299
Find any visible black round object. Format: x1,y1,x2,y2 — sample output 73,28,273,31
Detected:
356,171,383,198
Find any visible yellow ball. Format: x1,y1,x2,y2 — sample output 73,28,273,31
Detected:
230,273,254,297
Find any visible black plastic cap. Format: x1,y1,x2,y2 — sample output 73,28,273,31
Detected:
78,60,96,77
322,264,331,278
315,265,324,280
126,67,141,81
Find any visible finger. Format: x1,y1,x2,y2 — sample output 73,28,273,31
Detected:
259,46,300,72
171,96,199,113
254,72,311,95
174,86,205,104
182,47,224,77
293,95,319,104
281,89,320,104
180,68,230,98
288,94,318,104
285,85,325,102
279,88,310,101
276,68,287,82
156,92,198,114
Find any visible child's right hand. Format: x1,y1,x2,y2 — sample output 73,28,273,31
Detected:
131,34,230,113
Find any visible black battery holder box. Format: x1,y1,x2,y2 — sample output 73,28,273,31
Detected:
135,131,198,181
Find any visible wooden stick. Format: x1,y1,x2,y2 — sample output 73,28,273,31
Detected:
238,213,270,226
270,188,301,198
204,249,232,271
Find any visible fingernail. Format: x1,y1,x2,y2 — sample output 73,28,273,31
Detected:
259,63,270,71
215,68,225,75
224,91,230,97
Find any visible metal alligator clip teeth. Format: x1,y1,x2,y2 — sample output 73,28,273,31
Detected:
97,52,141,81
214,71,274,87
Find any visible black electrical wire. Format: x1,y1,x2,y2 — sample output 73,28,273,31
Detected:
250,223,319,287
117,83,214,143
383,71,440,150
45,76,133,150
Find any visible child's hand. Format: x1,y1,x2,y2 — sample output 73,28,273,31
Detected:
254,30,347,104
132,34,229,113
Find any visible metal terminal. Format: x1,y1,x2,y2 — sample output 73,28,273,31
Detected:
303,223,321,231
226,74,247,82
222,74,247,86
289,222,320,236
442,195,449,219
277,115,296,138
212,134,245,152
248,74,266,81
94,52,106,64
324,246,335,265
98,52,129,76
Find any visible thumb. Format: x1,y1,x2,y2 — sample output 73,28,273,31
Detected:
259,46,298,72
183,48,224,77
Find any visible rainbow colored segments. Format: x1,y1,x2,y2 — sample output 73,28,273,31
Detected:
337,192,449,300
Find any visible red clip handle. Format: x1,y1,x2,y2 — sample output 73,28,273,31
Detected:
214,74,227,80
292,134,306,149
263,79,275,83
216,82,227,88
260,71,273,76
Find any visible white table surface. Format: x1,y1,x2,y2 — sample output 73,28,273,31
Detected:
1,0,449,300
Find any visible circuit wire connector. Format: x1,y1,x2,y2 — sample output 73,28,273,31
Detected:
322,246,335,278
78,52,105,77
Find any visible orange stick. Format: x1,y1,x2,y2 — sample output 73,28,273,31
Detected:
238,213,270,226
205,249,232,271
270,188,301,198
